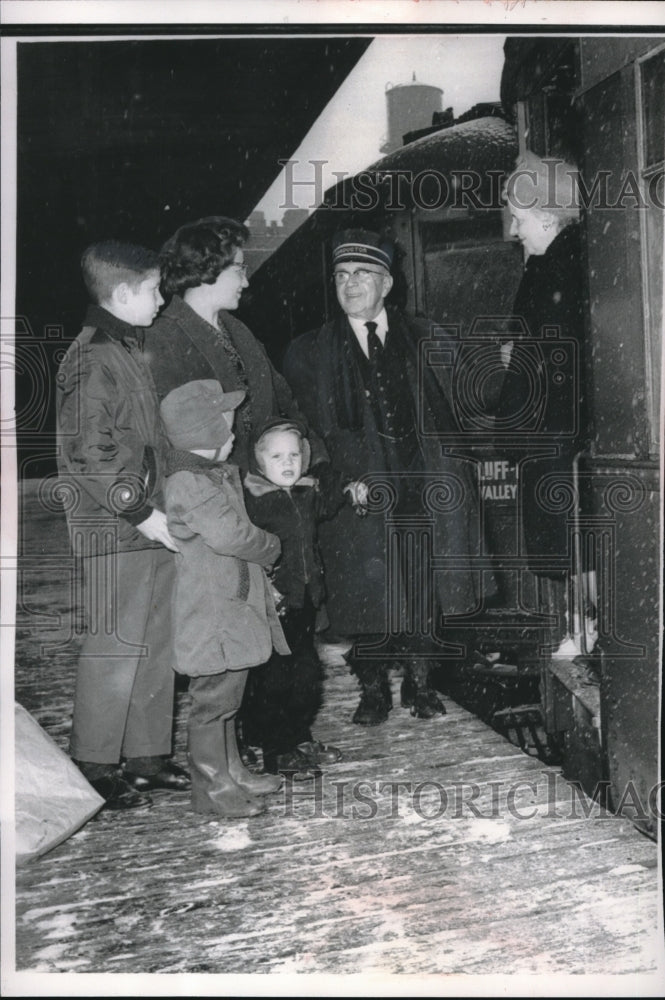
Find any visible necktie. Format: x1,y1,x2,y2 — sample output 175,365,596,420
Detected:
365,321,382,362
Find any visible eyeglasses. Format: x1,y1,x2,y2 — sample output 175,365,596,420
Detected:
334,267,386,286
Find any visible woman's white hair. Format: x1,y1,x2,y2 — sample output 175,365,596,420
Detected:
503,150,581,227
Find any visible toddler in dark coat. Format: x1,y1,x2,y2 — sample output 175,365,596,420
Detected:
239,417,360,777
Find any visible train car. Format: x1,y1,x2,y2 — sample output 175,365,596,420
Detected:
241,111,522,358
242,35,663,839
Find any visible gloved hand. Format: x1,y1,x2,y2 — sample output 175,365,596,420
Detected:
343,480,369,518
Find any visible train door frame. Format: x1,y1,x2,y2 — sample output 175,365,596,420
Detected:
502,35,663,836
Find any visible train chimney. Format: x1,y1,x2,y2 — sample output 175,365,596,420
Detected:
380,72,444,154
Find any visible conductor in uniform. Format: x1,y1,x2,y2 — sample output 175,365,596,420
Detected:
283,229,486,725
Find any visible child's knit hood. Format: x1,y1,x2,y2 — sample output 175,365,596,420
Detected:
244,416,315,497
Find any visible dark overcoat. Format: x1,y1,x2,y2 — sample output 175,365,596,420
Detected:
144,295,326,474
244,470,346,612
283,307,488,635
494,223,590,572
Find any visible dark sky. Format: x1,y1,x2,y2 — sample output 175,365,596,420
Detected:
14,36,370,477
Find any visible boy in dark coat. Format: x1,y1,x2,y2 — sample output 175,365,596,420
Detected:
56,240,189,810
239,418,359,777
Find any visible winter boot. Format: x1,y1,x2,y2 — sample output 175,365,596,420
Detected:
225,718,283,795
401,660,446,719
351,661,393,725
263,746,321,781
188,719,265,818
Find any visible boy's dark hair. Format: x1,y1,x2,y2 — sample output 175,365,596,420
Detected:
159,216,249,297
81,241,160,305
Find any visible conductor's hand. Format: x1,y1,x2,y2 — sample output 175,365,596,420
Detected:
344,481,369,506
344,480,369,518
136,509,179,552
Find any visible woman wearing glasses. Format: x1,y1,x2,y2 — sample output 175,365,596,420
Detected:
144,215,335,781
145,215,321,476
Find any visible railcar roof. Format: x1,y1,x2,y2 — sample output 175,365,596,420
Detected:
360,115,517,178
247,116,518,282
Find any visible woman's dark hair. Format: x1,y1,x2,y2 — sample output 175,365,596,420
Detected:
160,216,249,297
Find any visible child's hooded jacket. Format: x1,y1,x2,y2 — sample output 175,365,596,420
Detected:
164,448,289,675
243,417,347,611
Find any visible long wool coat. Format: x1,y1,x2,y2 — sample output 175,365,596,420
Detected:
164,453,289,675
144,296,326,475
494,223,590,573
283,307,489,636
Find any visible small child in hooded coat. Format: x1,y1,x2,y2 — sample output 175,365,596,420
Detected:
239,417,357,776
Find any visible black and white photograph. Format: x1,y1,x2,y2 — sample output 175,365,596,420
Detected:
1,1,664,995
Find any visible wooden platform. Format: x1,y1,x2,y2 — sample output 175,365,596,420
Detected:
5,481,665,993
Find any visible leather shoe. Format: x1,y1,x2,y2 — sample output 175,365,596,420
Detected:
163,759,191,781
90,774,152,811
296,740,343,764
264,748,321,781
123,759,191,792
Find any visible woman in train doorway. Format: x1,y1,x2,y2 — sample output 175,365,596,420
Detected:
143,215,340,776
496,151,596,656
